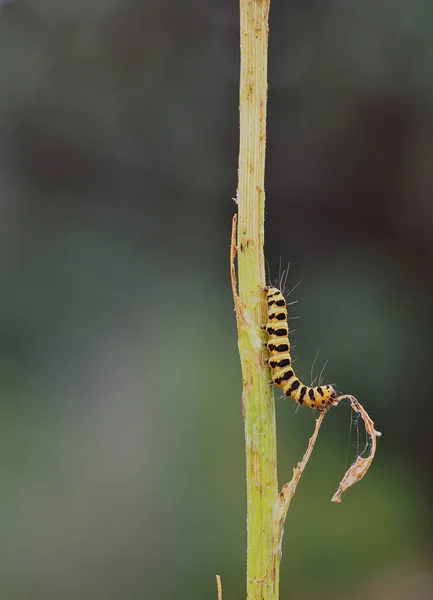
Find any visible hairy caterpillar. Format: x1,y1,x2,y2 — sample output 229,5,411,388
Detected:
263,286,337,411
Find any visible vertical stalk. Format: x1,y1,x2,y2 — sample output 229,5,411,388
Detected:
235,1,278,599
231,8,380,598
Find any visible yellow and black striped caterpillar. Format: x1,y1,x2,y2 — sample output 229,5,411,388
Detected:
263,286,337,411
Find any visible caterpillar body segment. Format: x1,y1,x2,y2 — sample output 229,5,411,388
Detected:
263,286,337,411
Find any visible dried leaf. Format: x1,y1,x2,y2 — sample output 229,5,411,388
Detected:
331,395,382,503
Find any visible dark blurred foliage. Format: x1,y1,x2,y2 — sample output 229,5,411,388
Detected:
0,0,432,598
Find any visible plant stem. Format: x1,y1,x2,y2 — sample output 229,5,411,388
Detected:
231,9,381,598
235,1,279,599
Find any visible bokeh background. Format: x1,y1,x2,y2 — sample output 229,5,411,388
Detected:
0,0,432,598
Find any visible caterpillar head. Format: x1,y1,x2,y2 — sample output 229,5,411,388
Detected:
324,385,338,402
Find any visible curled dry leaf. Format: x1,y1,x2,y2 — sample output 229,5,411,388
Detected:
331,394,382,503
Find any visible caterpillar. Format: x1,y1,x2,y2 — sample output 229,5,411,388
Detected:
263,286,337,411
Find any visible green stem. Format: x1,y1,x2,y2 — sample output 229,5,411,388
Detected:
235,1,280,599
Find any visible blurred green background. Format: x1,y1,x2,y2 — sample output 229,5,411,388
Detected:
0,0,432,598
